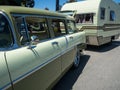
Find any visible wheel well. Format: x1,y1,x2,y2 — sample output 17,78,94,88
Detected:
77,43,86,52
111,36,115,40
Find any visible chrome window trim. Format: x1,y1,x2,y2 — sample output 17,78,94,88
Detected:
11,13,66,20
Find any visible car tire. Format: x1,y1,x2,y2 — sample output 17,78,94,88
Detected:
73,48,80,68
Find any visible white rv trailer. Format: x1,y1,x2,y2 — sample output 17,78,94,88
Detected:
61,0,120,46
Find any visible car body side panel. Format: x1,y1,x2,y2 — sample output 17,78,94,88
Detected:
10,57,61,90
0,52,12,90
61,47,76,72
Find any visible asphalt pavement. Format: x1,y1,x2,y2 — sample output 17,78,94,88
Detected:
53,38,120,90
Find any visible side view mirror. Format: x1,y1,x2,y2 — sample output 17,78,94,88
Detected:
28,35,39,49
30,35,39,45
20,35,39,48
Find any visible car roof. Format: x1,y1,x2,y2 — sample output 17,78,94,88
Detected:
0,6,66,18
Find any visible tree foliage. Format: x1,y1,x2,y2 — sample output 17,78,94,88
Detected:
0,0,35,8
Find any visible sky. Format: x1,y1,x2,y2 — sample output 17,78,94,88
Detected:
34,0,66,11
34,0,120,11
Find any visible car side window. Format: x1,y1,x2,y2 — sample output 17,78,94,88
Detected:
52,19,67,37
13,16,29,46
0,14,13,48
25,16,50,43
67,20,77,34
13,15,50,46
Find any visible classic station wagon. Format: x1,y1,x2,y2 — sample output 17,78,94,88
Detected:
0,6,86,90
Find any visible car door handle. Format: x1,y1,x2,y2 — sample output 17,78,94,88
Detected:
52,42,58,45
69,36,73,39
28,45,36,49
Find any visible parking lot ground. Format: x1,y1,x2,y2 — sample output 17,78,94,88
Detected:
53,38,120,90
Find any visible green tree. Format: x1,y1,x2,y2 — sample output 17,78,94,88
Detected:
0,0,35,8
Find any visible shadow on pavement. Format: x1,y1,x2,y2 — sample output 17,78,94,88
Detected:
53,55,90,90
86,40,120,52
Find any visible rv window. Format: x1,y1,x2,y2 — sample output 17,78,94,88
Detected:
67,20,77,34
74,13,93,24
100,8,105,20
110,10,115,21
0,14,13,48
52,19,67,37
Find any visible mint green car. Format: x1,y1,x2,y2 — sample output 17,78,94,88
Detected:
0,6,86,90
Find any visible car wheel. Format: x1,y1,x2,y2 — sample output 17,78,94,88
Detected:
73,49,80,68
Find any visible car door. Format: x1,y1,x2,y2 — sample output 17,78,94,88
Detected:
24,16,65,89
59,20,83,72
61,20,78,71
4,15,44,90
32,36,67,89
51,18,76,72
